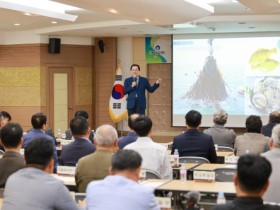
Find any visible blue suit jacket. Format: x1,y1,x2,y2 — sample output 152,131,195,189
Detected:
124,76,159,109
172,129,217,163
60,137,96,166
23,129,58,171
118,132,138,149
262,123,277,137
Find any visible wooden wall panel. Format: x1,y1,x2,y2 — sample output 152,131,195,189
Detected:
40,44,94,130
0,43,94,132
0,44,40,66
0,106,44,131
94,37,117,128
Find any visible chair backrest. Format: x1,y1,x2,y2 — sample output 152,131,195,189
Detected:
217,146,234,152
214,167,236,182
141,168,161,179
179,156,210,164
0,150,5,155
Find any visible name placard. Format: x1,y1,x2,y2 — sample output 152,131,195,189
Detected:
224,156,239,164
193,170,215,181
57,166,76,176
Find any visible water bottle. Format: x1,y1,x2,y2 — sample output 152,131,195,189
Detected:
57,128,62,139
174,149,179,167
180,163,187,182
216,192,226,204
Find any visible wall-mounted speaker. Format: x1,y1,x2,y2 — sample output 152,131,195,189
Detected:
98,40,105,53
48,38,61,54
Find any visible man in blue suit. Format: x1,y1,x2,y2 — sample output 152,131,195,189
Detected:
124,64,161,116
60,116,96,166
172,110,217,163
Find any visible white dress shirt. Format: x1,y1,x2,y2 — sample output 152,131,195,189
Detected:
124,137,173,179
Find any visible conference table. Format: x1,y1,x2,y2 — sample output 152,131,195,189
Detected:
194,163,236,171
172,163,200,180
148,179,236,209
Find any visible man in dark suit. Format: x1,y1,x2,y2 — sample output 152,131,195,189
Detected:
65,110,94,143
124,64,161,116
172,110,217,163
262,111,280,137
0,123,25,187
118,113,139,149
60,116,96,166
23,113,58,172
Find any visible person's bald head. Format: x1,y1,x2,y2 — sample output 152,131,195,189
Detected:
269,111,280,124
95,124,118,146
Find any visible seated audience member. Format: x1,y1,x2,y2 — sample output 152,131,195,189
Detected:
172,110,217,163
0,123,25,188
118,113,139,149
23,113,58,172
203,109,236,148
60,116,96,166
26,127,58,145
262,124,280,203
262,111,280,137
0,111,12,151
75,124,118,192
65,110,94,143
124,115,172,179
2,137,79,210
86,149,160,210
211,154,280,210
0,111,12,127
234,115,270,156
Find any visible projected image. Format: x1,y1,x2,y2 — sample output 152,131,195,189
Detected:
182,40,228,103
246,77,280,115
173,36,280,127
248,48,279,73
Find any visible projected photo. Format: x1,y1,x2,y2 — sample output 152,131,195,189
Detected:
246,77,280,115
173,36,280,127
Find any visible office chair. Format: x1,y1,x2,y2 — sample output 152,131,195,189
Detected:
214,167,236,182
142,168,161,179
217,146,234,152
179,156,210,164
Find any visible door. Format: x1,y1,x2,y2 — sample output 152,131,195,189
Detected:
47,67,74,136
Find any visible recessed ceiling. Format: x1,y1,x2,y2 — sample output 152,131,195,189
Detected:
0,0,279,37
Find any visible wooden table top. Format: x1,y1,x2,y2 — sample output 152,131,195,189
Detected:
140,179,172,189
217,151,234,157
157,180,236,195
194,163,236,171
172,163,200,170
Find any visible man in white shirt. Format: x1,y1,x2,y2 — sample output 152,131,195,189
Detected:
124,115,172,179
